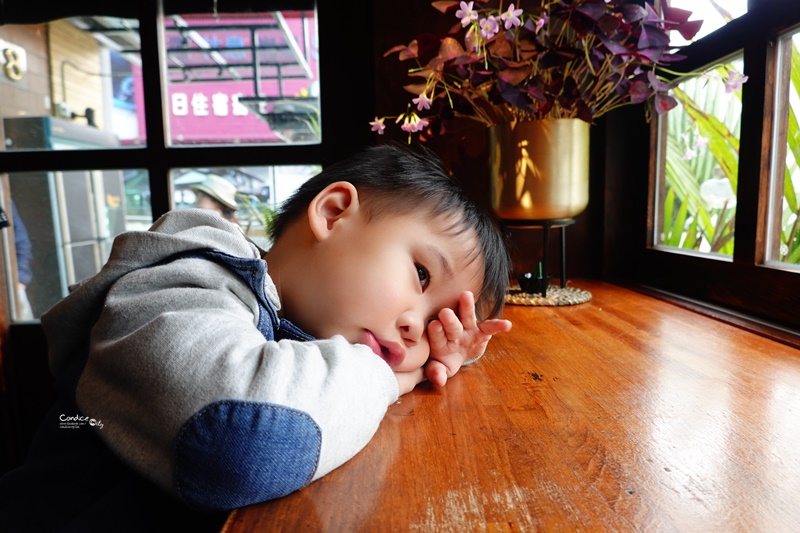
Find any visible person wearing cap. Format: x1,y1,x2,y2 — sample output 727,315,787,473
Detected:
190,174,240,223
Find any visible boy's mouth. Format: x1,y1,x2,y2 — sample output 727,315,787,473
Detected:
362,331,405,369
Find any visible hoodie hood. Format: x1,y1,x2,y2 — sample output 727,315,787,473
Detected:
41,208,266,380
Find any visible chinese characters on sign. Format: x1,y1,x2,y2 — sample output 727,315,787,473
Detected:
171,91,250,117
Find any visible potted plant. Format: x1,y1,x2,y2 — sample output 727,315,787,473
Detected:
370,0,706,220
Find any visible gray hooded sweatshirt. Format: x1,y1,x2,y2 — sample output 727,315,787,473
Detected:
39,208,399,511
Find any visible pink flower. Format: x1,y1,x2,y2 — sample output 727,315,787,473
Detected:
724,70,748,93
369,117,386,135
412,92,432,111
681,147,696,160
535,15,548,32
479,16,500,39
500,3,523,30
455,1,478,27
694,135,708,150
397,112,429,133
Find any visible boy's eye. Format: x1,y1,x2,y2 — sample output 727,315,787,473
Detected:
416,264,430,289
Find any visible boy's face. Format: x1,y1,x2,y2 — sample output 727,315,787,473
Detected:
284,200,484,374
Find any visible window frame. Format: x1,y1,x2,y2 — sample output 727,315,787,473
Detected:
602,0,800,340
0,0,375,333
0,0,375,218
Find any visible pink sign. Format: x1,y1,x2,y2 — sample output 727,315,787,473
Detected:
130,11,318,145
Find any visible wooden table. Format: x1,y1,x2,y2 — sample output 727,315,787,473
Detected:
222,280,800,532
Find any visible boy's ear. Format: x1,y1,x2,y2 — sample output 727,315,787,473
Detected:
307,181,360,241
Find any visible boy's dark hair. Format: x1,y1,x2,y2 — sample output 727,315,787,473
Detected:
270,143,511,320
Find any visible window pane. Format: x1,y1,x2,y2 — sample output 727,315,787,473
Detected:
171,165,319,248
666,0,747,45
1,169,150,321
653,57,745,258
1,17,144,150
766,28,800,269
162,10,320,146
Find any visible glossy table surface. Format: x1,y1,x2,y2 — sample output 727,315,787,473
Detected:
222,280,800,532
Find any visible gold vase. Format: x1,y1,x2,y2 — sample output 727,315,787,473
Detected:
488,118,590,220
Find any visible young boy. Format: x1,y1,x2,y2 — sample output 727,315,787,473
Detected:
0,143,512,532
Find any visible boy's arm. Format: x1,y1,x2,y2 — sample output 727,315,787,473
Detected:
395,367,425,395
78,261,399,511
424,291,512,387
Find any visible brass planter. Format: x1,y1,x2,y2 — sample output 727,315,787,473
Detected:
488,118,590,220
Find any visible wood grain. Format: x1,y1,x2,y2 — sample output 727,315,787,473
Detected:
222,280,800,532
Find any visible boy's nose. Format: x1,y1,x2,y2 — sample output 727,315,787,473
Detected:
397,310,426,344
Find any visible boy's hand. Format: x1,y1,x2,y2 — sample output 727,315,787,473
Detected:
424,291,512,387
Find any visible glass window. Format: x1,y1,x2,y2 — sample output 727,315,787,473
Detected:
766,27,800,269
162,10,320,146
653,57,745,259
1,169,149,321
666,0,747,45
1,16,143,150
171,164,319,249
0,0,374,325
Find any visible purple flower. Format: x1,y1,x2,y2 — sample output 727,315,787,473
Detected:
681,147,696,160
412,92,432,111
455,1,478,27
379,0,698,136
535,15,548,32
369,117,386,135
724,70,748,93
500,4,523,30
479,16,500,39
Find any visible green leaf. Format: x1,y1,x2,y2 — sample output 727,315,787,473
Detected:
674,85,740,191
663,186,675,242
684,217,699,249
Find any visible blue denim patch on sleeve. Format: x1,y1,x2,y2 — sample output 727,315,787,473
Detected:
173,400,321,511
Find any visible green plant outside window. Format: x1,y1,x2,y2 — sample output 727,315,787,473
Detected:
769,29,800,267
655,58,744,258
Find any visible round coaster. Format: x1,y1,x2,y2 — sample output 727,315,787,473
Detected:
505,284,592,306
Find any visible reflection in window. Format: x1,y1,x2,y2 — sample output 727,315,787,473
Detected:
767,28,800,268
172,165,319,249
1,169,149,321
666,0,747,45
1,16,143,151
161,10,320,146
653,58,745,258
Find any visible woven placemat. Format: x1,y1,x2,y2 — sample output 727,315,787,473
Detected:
505,284,592,306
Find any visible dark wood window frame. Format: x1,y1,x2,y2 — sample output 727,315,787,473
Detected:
602,0,800,346
0,0,375,213
0,0,374,329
